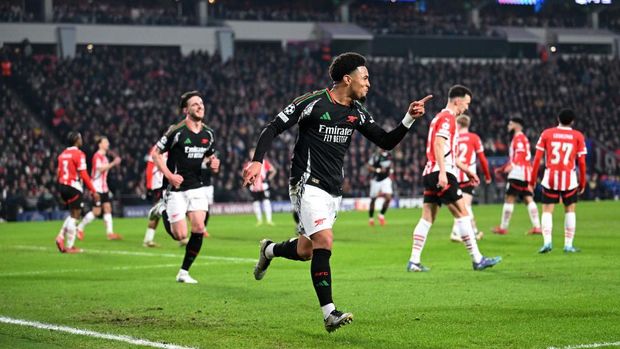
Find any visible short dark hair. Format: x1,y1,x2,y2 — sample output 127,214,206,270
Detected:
329,52,366,82
558,108,576,125
178,90,202,114
66,131,81,147
510,117,525,128
448,85,473,99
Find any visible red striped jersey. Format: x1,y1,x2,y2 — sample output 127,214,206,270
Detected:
535,126,587,191
247,159,273,192
57,147,88,192
146,146,167,190
455,131,484,182
91,151,110,193
507,132,532,182
423,109,458,176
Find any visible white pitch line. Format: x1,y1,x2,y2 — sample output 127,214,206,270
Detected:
12,245,256,263
0,316,197,349
547,342,620,349
0,263,181,277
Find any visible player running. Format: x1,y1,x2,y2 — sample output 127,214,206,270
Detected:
529,109,587,253
77,135,122,241
492,118,542,235
367,150,394,227
55,131,100,253
406,85,501,272
152,90,219,283
449,114,491,242
243,52,431,332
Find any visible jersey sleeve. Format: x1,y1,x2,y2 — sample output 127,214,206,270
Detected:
252,94,315,162
76,151,87,171
435,115,452,140
473,134,484,153
94,154,105,173
204,126,216,157
156,126,176,153
535,132,547,153
576,132,587,157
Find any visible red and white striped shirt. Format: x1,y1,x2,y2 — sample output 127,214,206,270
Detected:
533,126,587,191
423,109,458,176
507,132,532,182
146,146,167,190
91,151,110,193
455,131,491,183
57,147,88,192
247,159,273,192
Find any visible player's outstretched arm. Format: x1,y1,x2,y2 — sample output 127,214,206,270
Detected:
359,95,432,149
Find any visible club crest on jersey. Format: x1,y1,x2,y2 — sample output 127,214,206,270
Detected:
201,138,209,144
347,115,358,123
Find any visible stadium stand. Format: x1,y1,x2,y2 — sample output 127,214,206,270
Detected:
1,0,619,220
2,43,619,221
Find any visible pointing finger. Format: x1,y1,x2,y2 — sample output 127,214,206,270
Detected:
417,95,433,104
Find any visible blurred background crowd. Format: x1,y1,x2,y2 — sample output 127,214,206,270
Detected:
1,0,619,220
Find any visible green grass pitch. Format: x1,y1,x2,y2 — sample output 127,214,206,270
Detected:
1,201,619,349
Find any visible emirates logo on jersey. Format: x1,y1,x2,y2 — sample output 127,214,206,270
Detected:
346,115,358,123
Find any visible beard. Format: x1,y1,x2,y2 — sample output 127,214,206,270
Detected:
188,111,203,122
358,96,367,103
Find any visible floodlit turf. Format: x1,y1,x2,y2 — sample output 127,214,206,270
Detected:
1,201,619,349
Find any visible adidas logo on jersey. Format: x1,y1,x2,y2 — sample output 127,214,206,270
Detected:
320,112,331,121
184,138,192,145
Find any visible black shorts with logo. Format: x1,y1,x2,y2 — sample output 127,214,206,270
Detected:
250,189,270,201
541,187,579,206
94,192,111,207
459,183,475,196
423,172,463,205
59,184,83,210
505,179,533,198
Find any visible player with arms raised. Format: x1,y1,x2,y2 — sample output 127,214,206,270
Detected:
243,52,431,332
530,109,587,253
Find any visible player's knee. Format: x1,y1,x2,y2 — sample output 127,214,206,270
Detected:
298,244,313,260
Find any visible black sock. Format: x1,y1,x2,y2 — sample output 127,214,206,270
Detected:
311,248,333,307
293,212,300,224
181,232,203,271
273,238,304,261
380,204,389,215
162,211,177,241
204,211,210,228
369,199,376,218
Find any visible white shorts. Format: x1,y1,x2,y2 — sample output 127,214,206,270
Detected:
165,186,210,223
369,177,393,198
290,184,341,236
205,185,214,205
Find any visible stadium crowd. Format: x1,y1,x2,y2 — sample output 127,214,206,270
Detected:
3,0,620,35
0,82,59,221
1,45,619,220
